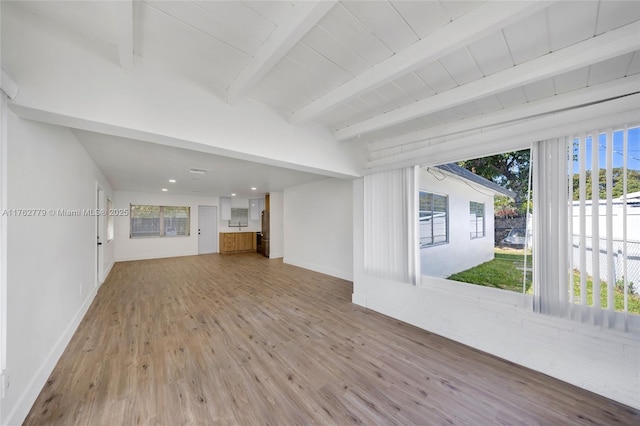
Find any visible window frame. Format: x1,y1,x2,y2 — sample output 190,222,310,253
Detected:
419,191,449,248
469,201,485,239
130,204,190,238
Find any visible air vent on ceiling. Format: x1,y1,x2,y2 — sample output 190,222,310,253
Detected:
189,168,208,175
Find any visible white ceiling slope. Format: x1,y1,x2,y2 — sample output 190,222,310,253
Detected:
2,1,639,194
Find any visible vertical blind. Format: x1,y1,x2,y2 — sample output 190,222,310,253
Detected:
364,166,419,284
568,126,639,331
535,126,639,331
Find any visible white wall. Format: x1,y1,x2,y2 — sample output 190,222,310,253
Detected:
352,178,640,410
269,192,284,259
419,169,495,278
1,112,113,426
1,3,363,181
284,178,353,281
114,191,217,261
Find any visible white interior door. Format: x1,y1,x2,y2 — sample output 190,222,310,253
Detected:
96,184,104,286
198,206,217,254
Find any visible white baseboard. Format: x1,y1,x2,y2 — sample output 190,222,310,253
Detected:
352,293,367,307
102,260,114,283
96,260,115,288
4,287,98,426
115,252,197,262
283,258,353,281
269,251,284,260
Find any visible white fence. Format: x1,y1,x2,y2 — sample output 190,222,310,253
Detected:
571,235,640,295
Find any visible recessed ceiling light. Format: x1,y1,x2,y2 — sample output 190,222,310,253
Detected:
169,179,176,183
251,187,257,191
162,188,168,192
231,193,236,197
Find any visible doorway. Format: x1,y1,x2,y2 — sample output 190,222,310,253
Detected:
96,184,104,286
198,206,218,254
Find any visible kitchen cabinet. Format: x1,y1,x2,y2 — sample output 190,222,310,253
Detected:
220,197,231,220
249,198,264,221
219,232,256,254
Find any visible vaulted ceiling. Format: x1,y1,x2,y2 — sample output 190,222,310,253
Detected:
3,1,639,194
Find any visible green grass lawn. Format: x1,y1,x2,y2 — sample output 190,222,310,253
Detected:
572,271,640,314
447,250,532,293
447,250,640,315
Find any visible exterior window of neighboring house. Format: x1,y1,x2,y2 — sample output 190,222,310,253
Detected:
419,191,448,247
470,201,485,239
130,205,190,238
107,198,114,241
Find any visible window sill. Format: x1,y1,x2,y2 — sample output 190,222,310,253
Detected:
419,242,449,249
419,274,533,310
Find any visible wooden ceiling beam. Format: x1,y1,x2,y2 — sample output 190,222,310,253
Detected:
289,1,552,124
364,94,640,173
227,1,337,104
368,75,640,153
335,20,640,141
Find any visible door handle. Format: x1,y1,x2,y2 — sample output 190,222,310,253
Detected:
97,242,102,246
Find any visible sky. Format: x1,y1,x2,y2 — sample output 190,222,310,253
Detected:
571,126,640,173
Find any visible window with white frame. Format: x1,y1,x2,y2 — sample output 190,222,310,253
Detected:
130,205,190,238
469,201,485,239
419,192,448,247
419,151,533,293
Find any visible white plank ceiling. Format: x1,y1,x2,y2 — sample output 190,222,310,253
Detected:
7,0,640,172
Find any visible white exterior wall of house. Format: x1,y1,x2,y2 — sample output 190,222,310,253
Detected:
419,168,496,278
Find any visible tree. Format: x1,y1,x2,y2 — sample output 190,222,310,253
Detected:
572,168,640,200
457,149,531,216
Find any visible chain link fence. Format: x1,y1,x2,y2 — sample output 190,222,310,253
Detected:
571,235,640,295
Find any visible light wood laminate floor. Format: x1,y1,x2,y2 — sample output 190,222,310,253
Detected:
25,254,639,425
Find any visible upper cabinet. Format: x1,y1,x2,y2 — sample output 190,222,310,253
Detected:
220,197,231,220
249,198,265,221
221,197,263,222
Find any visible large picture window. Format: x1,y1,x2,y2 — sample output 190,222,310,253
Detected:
469,201,485,239
419,154,530,290
419,192,448,247
130,205,190,238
